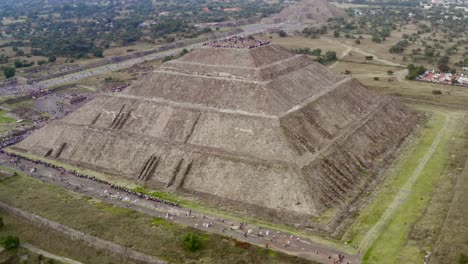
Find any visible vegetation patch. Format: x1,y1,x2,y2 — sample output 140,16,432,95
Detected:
181,232,208,252
0,174,315,264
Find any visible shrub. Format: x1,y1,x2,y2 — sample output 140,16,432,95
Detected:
432,90,442,95
48,55,56,63
181,232,204,252
0,216,3,228
162,55,174,62
0,235,20,249
373,77,379,81
278,30,287,37
459,253,468,264
2,66,15,78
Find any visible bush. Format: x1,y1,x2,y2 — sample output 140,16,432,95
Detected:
93,48,104,58
373,77,379,81
387,70,394,75
278,30,287,37
181,232,204,252
2,66,15,78
162,55,174,62
432,90,442,95
179,48,188,57
48,55,56,63
0,216,3,228
0,235,20,249
459,253,468,264
406,64,426,80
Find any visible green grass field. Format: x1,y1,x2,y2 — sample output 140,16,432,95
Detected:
342,106,468,264
0,110,16,124
0,242,66,264
0,214,123,264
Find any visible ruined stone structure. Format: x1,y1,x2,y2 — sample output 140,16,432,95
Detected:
14,41,420,222
261,0,346,26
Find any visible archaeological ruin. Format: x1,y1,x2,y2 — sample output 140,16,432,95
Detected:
13,38,421,224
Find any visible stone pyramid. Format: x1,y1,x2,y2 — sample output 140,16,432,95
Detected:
14,40,420,222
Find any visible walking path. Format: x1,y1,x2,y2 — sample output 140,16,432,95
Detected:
0,202,167,264
0,149,360,264
22,243,83,264
323,38,404,68
359,113,449,250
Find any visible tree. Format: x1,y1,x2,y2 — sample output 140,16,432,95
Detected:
162,55,174,62
14,59,23,68
2,67,15,78
15,49,25,56
179,48,188,57
0,235,20,249
93,48,104,58
333,30,340,38
0,216,3,228
278,30,287,37
325,51,337,62
406,64,426,80
48,55,56,63
181,232,204,252
438,64,450,72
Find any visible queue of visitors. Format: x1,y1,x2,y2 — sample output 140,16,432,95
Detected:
203,36,270,49
2,150,181,209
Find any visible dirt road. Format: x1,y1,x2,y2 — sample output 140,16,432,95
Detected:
22,243,83,264
359,113,449,250
0,151,360,264
323,38,404,68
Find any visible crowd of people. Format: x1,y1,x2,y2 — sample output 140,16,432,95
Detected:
203,36,270,49
110,83,130,93
0,82,47,97
2,150,182,209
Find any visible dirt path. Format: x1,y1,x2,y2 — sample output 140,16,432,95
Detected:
0,152,360,264
323,38,404,68
359,113,449,250
351,69,408,81
22,243,83,264
329,46,352,69
430,154,468,263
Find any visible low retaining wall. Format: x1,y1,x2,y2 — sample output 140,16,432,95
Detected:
0,201,167,264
